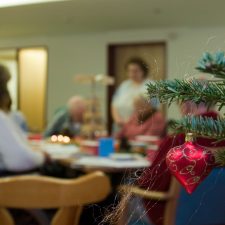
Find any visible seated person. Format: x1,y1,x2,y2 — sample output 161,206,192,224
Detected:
0,69,46,173
10,110,28,133
117,96,166,140
0,64,28,133
44,96,86,137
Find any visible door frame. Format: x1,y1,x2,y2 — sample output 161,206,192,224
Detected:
107,41,167,133
0,46,49,130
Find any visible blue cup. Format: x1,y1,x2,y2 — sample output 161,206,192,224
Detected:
99,138,114,157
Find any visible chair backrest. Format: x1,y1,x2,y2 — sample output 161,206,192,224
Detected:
163,177,181,225
0,171,111,225
176,168,225,225
122,177,181,225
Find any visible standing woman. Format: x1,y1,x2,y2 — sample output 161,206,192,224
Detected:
111,57,152,131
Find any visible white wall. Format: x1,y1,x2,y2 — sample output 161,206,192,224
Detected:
0,27,225,124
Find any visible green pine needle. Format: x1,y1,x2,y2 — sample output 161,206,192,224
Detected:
147,79,225,109
196,51,225,79
214,149,225,166
169,116,225,140
146,51,225,166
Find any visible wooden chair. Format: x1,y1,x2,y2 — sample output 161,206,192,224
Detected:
120,177,180,225
0,171,111,225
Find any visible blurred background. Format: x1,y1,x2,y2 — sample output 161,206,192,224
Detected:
1,1,225,225
1,0,225,132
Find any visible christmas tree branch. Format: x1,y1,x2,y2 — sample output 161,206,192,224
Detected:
196,51,225,79
169,116,225,166
214,149,225,166
147,79,225,109
169,116,225,140
147,51,225,167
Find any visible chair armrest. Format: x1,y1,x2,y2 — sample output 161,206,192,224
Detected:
0,208,14,225
119,185,171,201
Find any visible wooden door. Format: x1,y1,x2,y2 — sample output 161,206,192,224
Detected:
107,42,166,132
18,47,48,132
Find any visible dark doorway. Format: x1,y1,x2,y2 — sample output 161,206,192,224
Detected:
107,42,167,133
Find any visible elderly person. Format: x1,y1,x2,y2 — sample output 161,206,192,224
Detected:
118,96,166,140
44,96,86,137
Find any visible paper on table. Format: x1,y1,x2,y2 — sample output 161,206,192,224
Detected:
41,143,79,159
72,156,151,169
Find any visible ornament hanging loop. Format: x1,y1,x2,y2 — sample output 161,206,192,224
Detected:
185,133,196,142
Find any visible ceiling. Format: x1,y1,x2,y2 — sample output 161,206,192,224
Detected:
0,0,225,38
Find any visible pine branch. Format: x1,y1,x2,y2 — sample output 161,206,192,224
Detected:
146,51,225,166
169,116,225,140
147,79,225,109
196,51,225,79
214,149,225,166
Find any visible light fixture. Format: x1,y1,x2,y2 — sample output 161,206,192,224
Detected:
0,0,67,8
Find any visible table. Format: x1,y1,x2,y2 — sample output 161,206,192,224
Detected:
31,141,152,191
32,141,151,172
38,142,80,160
70,155,151,173
30,141,152,225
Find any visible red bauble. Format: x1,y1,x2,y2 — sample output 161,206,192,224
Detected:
166,134,215,194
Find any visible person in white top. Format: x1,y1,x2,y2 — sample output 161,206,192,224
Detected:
0,64,45,172
112,57,154,131
0,111,45,171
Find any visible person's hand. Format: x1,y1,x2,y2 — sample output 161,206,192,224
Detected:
32,146,52,163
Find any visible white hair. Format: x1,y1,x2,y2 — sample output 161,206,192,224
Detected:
67,96,86,110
